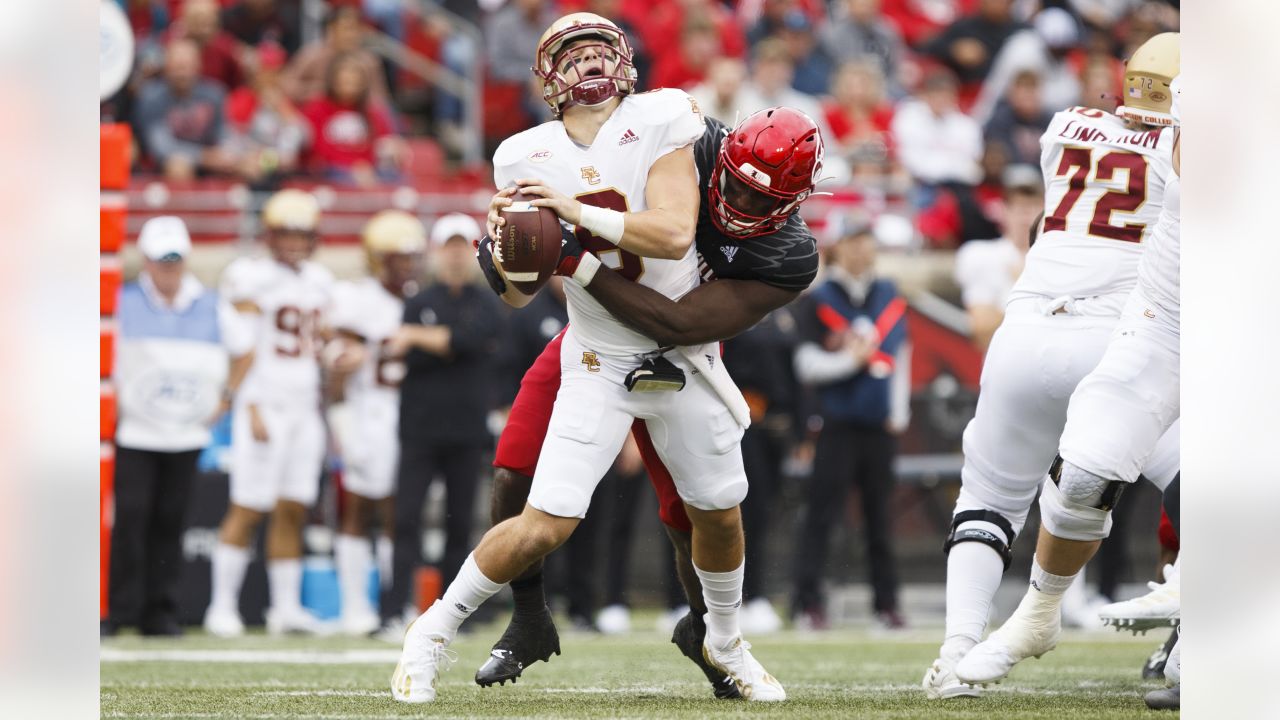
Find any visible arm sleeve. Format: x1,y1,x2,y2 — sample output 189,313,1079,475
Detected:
794,342,862,385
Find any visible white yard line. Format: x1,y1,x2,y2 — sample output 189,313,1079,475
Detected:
100,648,400,664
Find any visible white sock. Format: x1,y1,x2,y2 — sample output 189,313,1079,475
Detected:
268,558,304,614
376,534,393,589
1029,556,1077,597
942,536,1005,660
695,560,744,649
414,553,502,641
208,542,250,614
335,534,374,619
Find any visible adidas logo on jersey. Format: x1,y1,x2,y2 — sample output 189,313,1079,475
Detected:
618,129,639,146
720,245,739,262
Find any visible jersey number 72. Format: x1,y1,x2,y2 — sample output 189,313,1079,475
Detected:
1044,147,1149,243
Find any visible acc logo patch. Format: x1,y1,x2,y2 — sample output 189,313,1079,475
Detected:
528,149,552,163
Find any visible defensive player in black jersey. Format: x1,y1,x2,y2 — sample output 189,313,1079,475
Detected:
473,107,824,697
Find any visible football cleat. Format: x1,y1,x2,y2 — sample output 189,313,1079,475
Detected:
474,606,561,687
1142,628,1180,679
265,606,327,636
341,608,382,637
741,598,783,635
1098,563,1180,634
1144,684,1180,710
671,611,741,699
391,620,457,704
701,631,786,702
202,606,245,638
922,658,981,700
955,591,1061,685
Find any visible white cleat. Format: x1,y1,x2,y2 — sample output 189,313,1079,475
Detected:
955,592,1061,685
390,621,457,703
203,606,245,638
265,606,327,636
596,604,632,635
922,658,981,700
702,634,786,702
1098,564,1180,634
741,598,784,635
341,608,382,637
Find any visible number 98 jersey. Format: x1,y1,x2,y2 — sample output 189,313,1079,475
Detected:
492,87,706,357
1010,107,1175,306
220,256,334,407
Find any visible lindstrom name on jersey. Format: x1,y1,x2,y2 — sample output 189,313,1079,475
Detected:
492,88,706,358
1010,107,1175,306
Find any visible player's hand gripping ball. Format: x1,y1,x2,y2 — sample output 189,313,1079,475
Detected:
497,191,564,295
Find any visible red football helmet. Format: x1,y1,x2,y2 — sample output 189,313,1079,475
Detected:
534,13,638,118
709,107,824,238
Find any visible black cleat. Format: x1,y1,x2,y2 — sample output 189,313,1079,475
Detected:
1144,683,1180,710
475,607,561,687
671,611,742,700
1142,628,1179,679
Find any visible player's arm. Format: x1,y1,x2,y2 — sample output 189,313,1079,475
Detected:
584,268,798,347
512,145,699,261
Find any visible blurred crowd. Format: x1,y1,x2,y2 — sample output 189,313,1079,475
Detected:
104,0,1179,246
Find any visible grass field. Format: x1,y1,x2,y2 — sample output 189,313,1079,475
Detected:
101,619,1176,719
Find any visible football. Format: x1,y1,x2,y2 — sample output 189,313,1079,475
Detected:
498,192,564,295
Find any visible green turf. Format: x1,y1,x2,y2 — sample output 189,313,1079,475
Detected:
101,621,1176,719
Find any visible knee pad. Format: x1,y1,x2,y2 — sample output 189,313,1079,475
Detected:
681,474,748,512
944,509,1016,571
1039,456,1124,541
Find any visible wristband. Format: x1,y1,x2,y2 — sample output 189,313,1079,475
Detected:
572,252,602,287
577,204,625,245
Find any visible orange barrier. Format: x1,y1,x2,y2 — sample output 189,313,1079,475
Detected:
415,566,442,613
101,264,122,316
101,207,126,253
100,326,114,378
101,387,116,441
100,444,115,619
100,125,131,190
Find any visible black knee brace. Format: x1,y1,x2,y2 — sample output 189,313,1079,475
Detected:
944,509,1017,571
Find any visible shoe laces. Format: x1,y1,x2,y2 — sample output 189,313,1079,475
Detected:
431,642,458,672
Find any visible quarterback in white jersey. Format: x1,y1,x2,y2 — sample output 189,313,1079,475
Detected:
326,210,424,636
925,33,1182,699
392,13,784,705
954,37,1183,691
204,190,334,638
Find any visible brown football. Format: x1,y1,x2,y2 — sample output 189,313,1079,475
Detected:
498,192,564,295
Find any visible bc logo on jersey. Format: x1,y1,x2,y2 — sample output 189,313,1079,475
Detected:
581,166,601,185
581,351,601,373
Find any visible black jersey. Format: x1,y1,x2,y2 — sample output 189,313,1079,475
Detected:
691,117,819,293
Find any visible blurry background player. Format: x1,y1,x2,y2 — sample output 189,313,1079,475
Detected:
379,212,505,633
789,219,911,630
204,189,333,637
473,105,823,695
325,210,426,637
107,217,231,638
958,71,1183,710
928,33,1181,698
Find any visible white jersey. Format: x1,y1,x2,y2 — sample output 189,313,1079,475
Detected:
1011,107,1175,306
330,277,406,427
1136,170,1180,332
220,256,333,407
955,237,1023,309
493,88,706,357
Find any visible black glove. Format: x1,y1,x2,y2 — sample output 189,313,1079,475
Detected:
475,234,507,296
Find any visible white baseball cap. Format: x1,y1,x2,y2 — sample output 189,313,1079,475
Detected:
430,213,483,246
138,216,192,262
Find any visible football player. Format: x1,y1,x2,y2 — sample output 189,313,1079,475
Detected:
391,13,795,704
474,106,823,697
957,71,1183,708
204,189,334,637
325,211,425,636
921,33,1182,698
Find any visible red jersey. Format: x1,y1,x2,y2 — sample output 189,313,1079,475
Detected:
301,97,395,171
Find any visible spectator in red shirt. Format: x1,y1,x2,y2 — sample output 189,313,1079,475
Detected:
649,19,721,90
823,60,896,163
225,42,309,187
640,0,746,72
167,0,249,91
302,52,407,187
